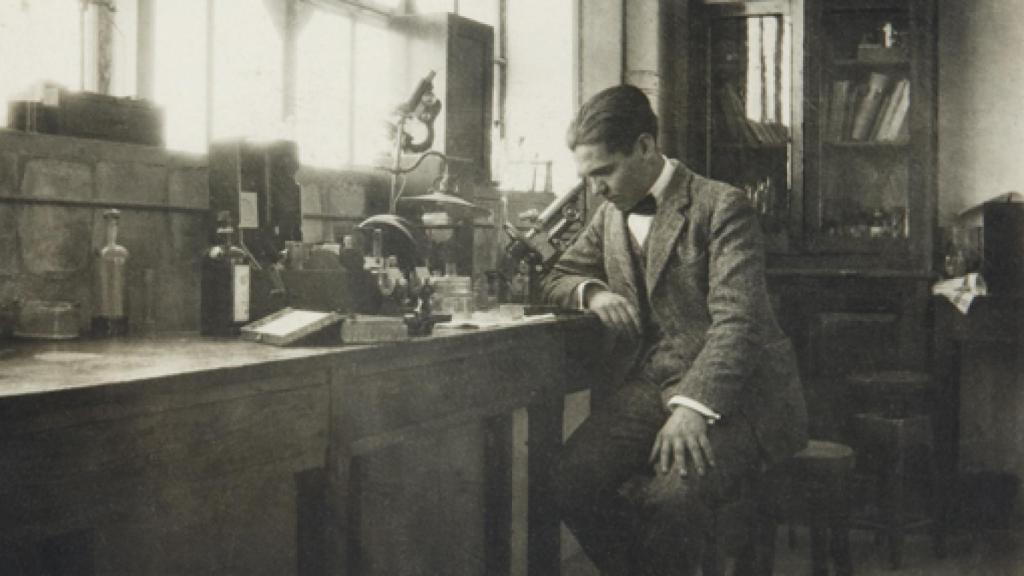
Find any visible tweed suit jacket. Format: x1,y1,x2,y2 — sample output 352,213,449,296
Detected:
542,160,808,465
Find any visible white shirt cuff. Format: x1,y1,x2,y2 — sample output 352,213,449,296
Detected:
667,396,721,424
574,279,609,310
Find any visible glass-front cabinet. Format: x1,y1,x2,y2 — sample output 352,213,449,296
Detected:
690,0,936,271
692,1,801,254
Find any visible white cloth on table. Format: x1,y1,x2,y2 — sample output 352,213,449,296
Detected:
931,272,987,314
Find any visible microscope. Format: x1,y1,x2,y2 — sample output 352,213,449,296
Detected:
503,181,590,304
359,70,460,328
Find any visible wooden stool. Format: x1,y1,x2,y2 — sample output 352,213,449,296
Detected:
846,370,932,419
850,413,943,569
756,440,856,576
701,497,759,576
846,370,945,569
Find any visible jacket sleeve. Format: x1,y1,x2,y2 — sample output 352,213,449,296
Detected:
540,203,610,308
660,189,768,414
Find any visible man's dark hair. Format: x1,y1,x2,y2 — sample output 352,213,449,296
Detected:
566,84,658,154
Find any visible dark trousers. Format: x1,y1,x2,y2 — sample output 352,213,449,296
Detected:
556,379,760,576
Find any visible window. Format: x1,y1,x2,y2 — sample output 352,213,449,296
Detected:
211,0,285,142
153,0,208,152
5,0,578,193
503,0,575,192
351,17,403,165
110,0,139,98
294,7,404,168
295,9,353,167
0,0,82,126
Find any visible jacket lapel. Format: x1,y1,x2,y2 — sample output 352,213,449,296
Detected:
605,207,642,307
645,162,693,297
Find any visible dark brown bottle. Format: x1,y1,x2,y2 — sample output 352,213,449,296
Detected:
201,211,251,336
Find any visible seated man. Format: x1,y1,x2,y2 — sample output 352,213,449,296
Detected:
542,84,808,576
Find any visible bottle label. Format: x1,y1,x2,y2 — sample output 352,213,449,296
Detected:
232,264,251,322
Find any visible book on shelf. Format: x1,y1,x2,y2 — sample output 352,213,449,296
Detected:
719,85,748,143
826,80,850,142
843,83,867,141
825,75,910,143
868,81,899,140
878,80,910,141
850,72,891,141
717,99,744,143
720,85,789,146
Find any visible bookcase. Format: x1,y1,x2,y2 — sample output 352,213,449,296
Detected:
688,0,937,272
687,0,938,440
804,0,936,271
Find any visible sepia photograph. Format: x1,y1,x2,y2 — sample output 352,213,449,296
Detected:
1,1,1023,575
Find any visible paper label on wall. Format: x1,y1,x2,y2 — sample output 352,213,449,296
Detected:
238,191,258,229
232,264,251,322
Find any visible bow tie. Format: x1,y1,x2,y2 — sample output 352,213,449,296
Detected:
627,195,657,216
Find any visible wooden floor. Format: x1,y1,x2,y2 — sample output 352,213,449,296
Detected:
562,525,1024,576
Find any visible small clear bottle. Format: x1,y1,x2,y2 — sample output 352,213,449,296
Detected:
201,211,251,336
93,209,129,337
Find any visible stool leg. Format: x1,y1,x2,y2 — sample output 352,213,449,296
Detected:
701,529,722,576
829,521,853,576
751,516,778,576
929,443,948,559
810,523,829,576
808,480,830,576
885,451,905,570
830,470,854,576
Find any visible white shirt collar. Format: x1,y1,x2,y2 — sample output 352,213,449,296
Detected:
626,156,673,245
647,156,674,203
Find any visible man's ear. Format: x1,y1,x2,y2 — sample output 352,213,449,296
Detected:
634,133,657,159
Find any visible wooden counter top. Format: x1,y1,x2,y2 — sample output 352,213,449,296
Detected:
0,336,334,398
0,314,595,399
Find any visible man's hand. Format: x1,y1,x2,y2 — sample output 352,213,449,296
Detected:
649,406,717,477
586,289,641,341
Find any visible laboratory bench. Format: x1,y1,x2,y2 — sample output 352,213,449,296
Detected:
0,314,602,576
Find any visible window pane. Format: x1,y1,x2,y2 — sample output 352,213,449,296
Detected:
458,0,498,27
110,0,139,98
352,19,402,165
295,9,353,167
369,0,403,11
211,0,285,141
154,0,208,152
410,0,454,14
0,0,81,125
503,0,575,192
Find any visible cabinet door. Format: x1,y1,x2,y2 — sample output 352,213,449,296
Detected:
446,14,493,187
804,0,936,270
691,0,802,254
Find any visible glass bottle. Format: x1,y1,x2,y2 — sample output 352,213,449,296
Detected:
201,211,251,336
93,209,129,337
339,234,362,271
509,260,531,304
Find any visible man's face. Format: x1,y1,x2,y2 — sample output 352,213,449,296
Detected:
573,135,657,212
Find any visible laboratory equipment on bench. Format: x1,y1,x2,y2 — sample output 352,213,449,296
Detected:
384,70,443,214
15,300,81,340
208,140,297,318
92,208,129,337
504,181,589,303
201,211,252,336
397,160,490,277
